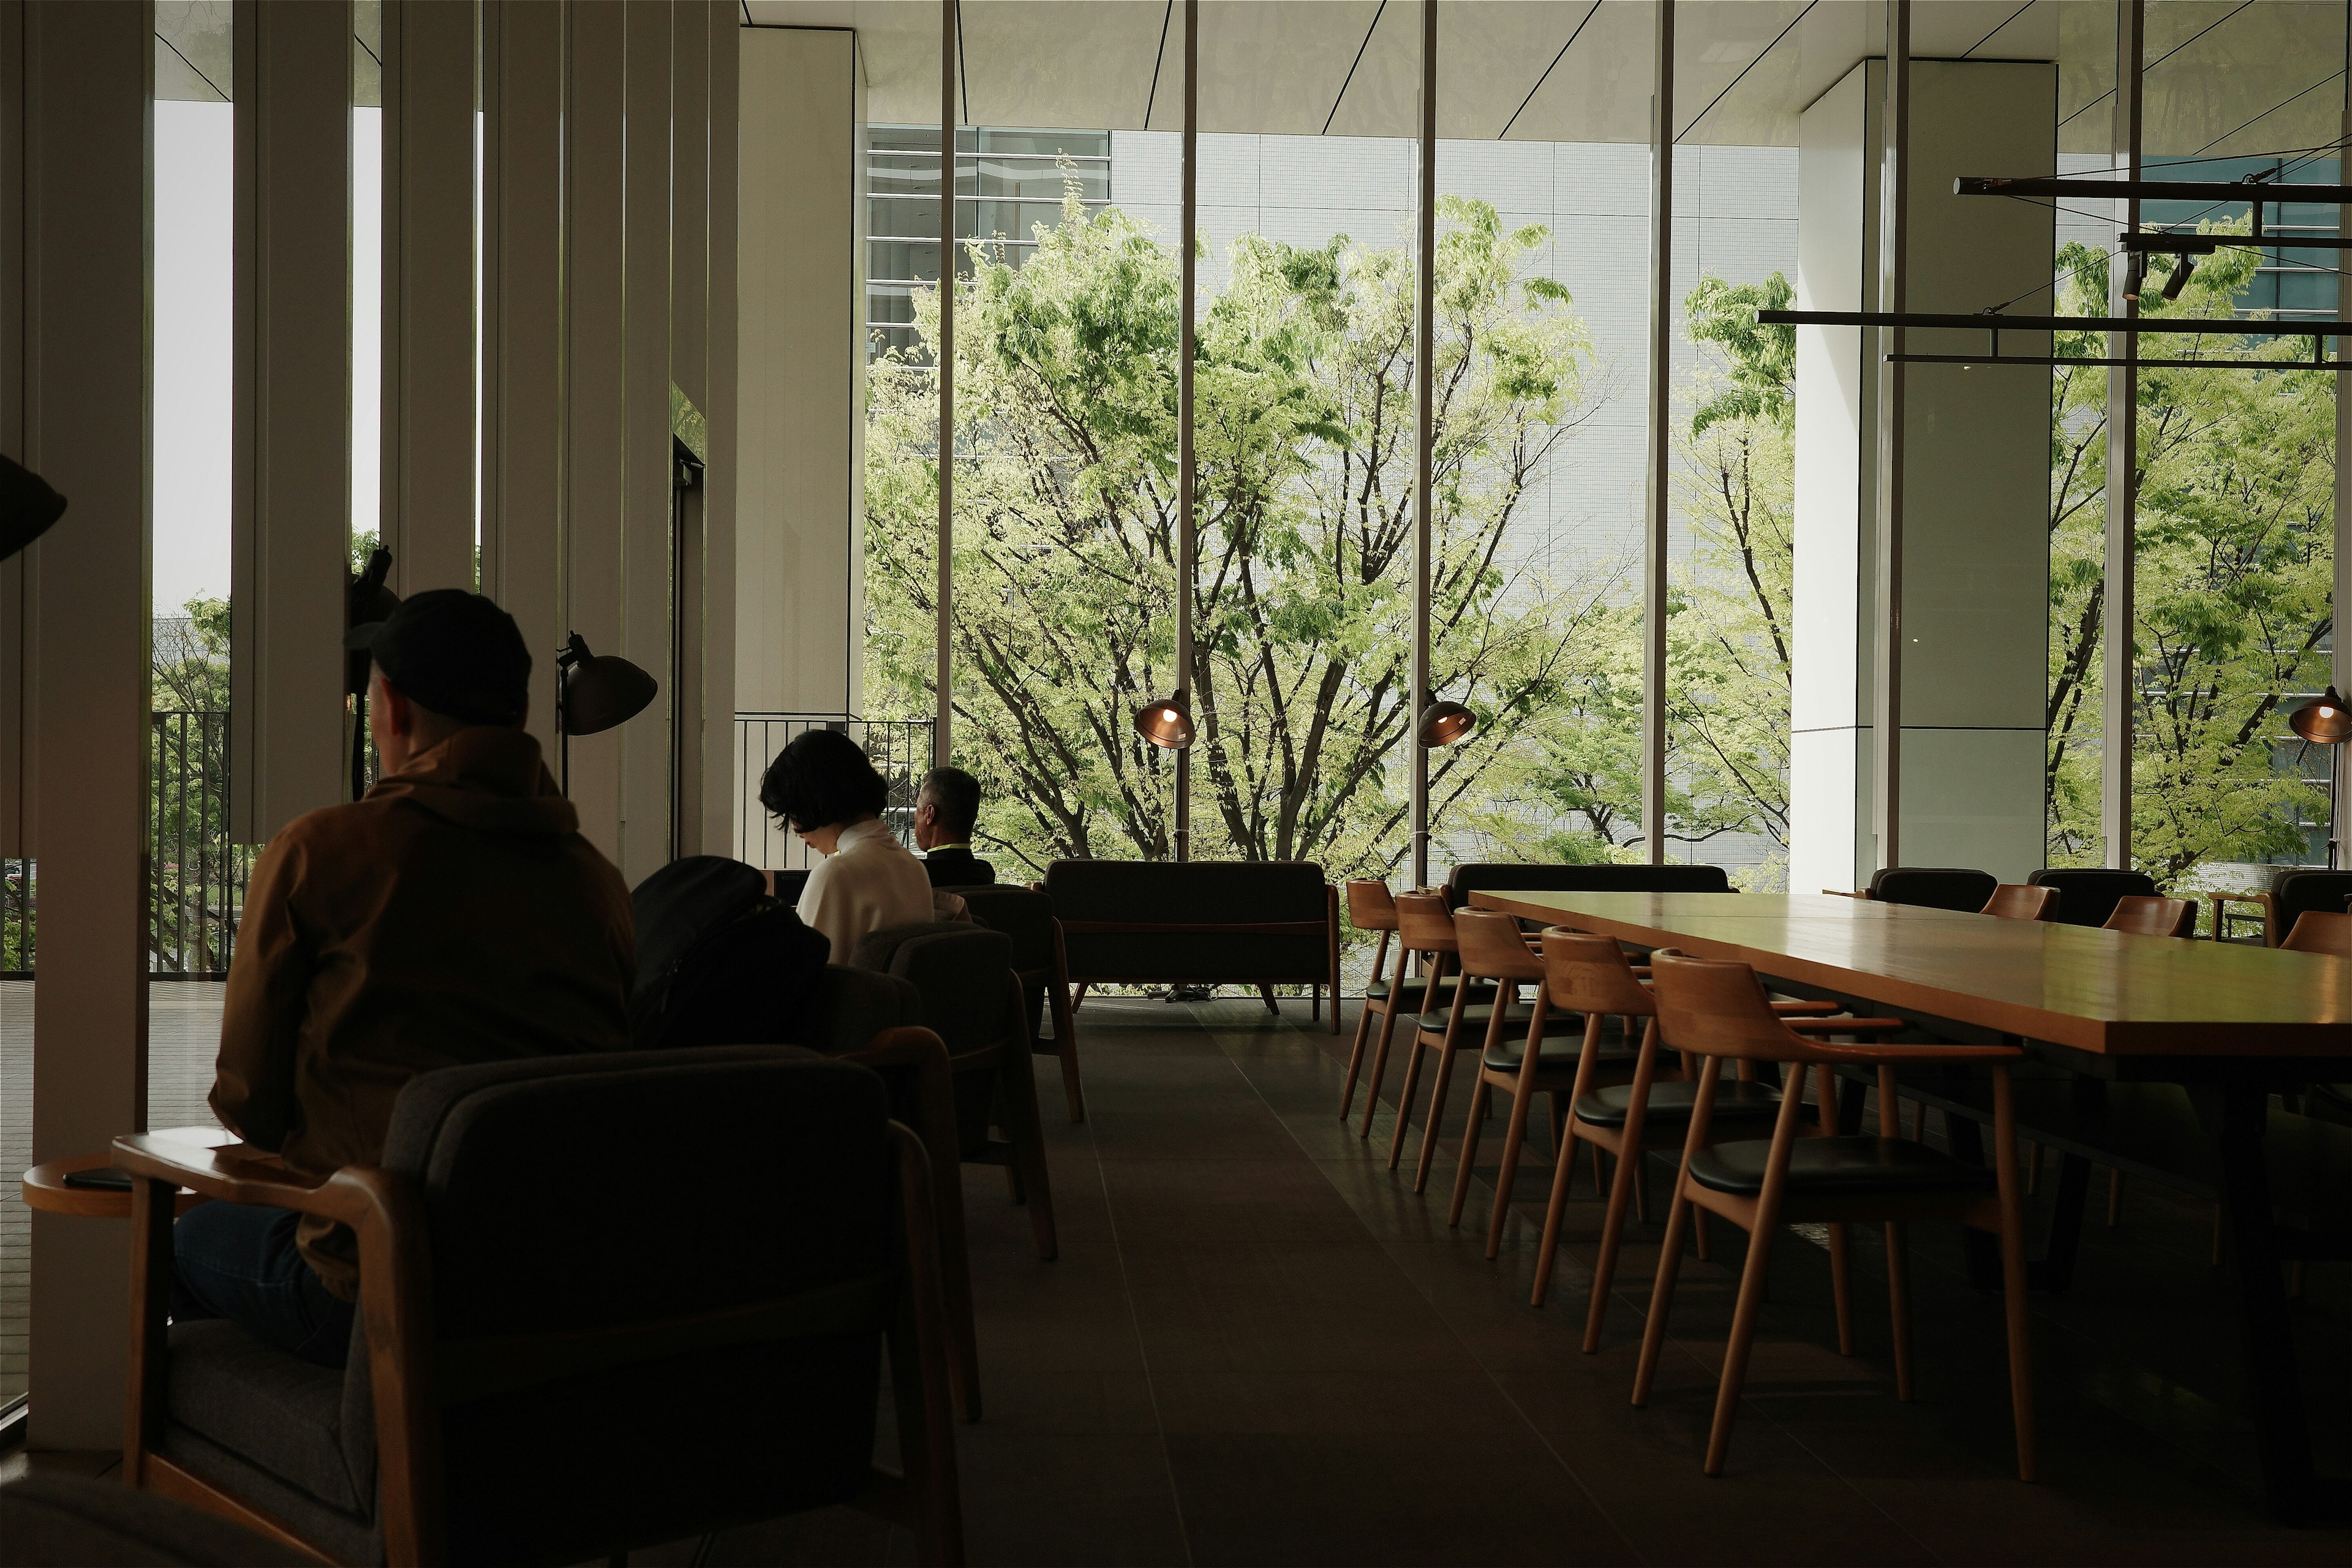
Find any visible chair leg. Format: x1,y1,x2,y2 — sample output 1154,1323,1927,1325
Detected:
2106,1167,2124,1227
1531,1114,1583,1309
1885,1221,1913,1401
1991,1065,2038,1482
1826,1223,1855,1356
1449,1075,1494,1229
1050,980,1085,1123
1581,1131,1643,1353
1692,1206,1710,1262
1630,1173,1698,1405
2026,1141,2043,1196
1413,1047,1468,1193
1703,1208,1783,1475
1387,1036,1431,1170
1339,999,1381,1120
995,1033,1058,1264
1480,1080,1542,1256
1258,982,1280,1016
1355,946,1415,1137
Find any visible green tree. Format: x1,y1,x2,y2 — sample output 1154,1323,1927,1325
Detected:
863,194,1615,881
2045,234,2337,885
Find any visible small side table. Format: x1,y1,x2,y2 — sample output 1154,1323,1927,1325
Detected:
22,1129,242,1219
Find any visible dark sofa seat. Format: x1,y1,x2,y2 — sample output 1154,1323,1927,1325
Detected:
1042,859,1341,1030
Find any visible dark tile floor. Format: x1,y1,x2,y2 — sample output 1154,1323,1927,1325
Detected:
666,997,2351,1567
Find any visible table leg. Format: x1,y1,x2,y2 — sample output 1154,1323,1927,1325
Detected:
2211,1082,2342,1523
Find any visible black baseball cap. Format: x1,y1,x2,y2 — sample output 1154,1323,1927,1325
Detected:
342,589,532,726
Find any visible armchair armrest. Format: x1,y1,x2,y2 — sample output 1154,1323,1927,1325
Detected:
1784,1016,1908,1035
111,1134,353,1221
1768,999,1843,1016
2208,891,2274,944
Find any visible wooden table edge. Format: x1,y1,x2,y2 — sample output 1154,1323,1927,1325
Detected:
23,1151,208,1218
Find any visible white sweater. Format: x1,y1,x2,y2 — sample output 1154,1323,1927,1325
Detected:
796,818,937,962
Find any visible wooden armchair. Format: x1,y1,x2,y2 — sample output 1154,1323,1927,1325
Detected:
113,1049,963,1568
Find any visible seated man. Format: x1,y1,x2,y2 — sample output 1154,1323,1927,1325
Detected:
913,764,995,887
178,590,634,1367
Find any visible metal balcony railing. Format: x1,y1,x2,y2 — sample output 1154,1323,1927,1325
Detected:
733,714,935,872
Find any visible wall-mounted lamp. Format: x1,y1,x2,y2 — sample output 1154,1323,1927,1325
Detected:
0,454,66,563
556,632,658,794
1415,698,1476,748
2160,252,2196,301
344,546,401,798
1133,695,1194,750
2290,685,2352,869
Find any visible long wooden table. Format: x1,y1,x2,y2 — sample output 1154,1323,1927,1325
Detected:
1468,889,2352,1521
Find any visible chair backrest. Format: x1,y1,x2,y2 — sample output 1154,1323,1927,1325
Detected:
375,1048,901,1566
950,884,1055,973
1981,884,2059,922
862,925,1018,1059
1441,861,1730,910
2282,909,2352,955
2027,866,2157,927
1539,929,1654,1018
2271,869,2352,941
1648,951,1828,1064
1346,880,1398,931
1869,865,1998,911
2103,895,2196,938
795,964,924,1052
1450,908,1542,982
1394,891,1458,954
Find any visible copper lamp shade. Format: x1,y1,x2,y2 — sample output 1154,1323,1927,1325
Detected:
1133,696,1195,749
1415,699,1476,748
557,633,658,736
2290,686,2352,745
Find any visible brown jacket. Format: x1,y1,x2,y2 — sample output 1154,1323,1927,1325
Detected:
211,726,634,1295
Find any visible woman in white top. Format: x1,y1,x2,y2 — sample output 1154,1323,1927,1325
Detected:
761,728,935,962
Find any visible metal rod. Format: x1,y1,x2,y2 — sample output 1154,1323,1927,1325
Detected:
1410,0,1437,889
1959,176,2352,203
2103,1,2144,873
2335,23,2351,785
1872,0,1910,872
1758,307,2349,336
1888,352,2344,369
1176,0,1196,863
1642,0,1673,867
934,0,956,767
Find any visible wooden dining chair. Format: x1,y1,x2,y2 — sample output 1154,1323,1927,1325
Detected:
1981,883,2059,921
1384,896,1574,1170
1441,911,1623,1229
2103,895,2197,938
1634,951,2036,1481
1338,880,1404,1120
1530,932,1884,1352
2282,909,2352,955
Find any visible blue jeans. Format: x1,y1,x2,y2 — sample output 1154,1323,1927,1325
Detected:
172,1201,356,1369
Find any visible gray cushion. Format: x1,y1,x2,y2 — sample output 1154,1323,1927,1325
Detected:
0,1471,315,1567
152,1425,382,1568
164,1319,366,1516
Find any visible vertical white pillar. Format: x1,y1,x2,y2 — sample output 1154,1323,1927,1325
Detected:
670,0,713,862
24,0,151,1449
565,0,627,861
704,6,740,856
619,0,673,884
0,0,36,859
731,25,859,817
1792,58,2055,888
379,0,477,595
232,0,353,842
480,0,565,760
1640,0,1673,865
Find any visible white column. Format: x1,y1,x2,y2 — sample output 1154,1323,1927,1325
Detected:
1792,58,2056,889
704,7,741,856
379,0,477,595
231,0,352,842
733,26,861,832
480,0,567,760
618,0,673,885
564,0,625,862
24,0,151,1449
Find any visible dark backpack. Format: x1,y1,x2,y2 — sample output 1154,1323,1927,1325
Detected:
628,856,831,1051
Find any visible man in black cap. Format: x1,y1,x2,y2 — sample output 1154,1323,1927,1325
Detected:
180,590,633,1366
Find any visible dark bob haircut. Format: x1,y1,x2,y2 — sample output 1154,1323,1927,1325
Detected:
760,728,890,833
